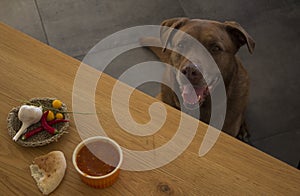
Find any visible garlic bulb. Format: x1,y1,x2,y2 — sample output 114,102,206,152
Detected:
13,105,43,141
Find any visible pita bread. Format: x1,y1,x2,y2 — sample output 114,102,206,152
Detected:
30,151,66,195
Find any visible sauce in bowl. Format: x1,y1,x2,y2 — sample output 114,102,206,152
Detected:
76,141,119,177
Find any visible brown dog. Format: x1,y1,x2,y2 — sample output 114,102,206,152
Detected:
141,18,255,140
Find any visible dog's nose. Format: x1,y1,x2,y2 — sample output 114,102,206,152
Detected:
181,64,202,81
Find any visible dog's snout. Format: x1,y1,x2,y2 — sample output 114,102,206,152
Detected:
181,64,202,81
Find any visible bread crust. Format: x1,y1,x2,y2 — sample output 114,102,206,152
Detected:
30,151,66,195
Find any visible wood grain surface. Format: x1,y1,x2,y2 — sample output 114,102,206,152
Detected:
0,22,299,195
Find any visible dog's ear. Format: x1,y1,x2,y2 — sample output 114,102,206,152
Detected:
160,17,190,52
224,21,255,54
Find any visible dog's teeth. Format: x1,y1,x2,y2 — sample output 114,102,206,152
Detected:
186,101,197,105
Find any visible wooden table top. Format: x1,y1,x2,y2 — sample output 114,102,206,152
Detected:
0,22,299,195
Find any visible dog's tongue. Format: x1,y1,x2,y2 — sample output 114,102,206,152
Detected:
182,85,206,104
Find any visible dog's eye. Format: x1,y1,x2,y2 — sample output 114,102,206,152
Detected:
210,45,222,53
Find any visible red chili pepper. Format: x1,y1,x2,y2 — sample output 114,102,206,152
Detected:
48,119,69,125
21,118,69,140
41,111,58,134
21,127,43,140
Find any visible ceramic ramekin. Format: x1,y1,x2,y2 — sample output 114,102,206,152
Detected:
72,136,123,188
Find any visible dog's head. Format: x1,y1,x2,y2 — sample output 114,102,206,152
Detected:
160,18,255,109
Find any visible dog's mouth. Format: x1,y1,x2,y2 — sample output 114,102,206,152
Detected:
180,76,219,110
181,84,208,109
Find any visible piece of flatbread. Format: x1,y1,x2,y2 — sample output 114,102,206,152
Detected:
30,151,67,195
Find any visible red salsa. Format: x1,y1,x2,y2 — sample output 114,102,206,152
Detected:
76,141,119,176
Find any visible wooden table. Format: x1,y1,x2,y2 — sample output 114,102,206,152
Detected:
0,22,299,195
